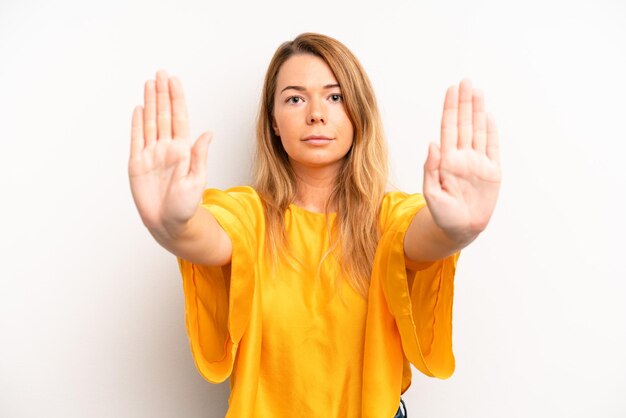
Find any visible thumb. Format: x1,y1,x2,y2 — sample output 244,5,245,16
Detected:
189,131,213,180
423,142,442,196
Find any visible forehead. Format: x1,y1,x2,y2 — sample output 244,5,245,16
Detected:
276,54,338,90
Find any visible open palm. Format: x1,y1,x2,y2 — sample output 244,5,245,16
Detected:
423,78,501,240
128,70,212,231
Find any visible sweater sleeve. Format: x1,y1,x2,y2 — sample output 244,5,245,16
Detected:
378,191,460,379
175,186,263,383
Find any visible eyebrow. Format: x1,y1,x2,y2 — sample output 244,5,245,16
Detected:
280,84,341,94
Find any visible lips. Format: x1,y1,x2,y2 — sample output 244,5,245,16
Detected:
302,135,333,141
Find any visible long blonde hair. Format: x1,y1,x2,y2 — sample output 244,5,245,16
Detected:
253,33,388,297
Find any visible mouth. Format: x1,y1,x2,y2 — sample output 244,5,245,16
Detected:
302,135,334,144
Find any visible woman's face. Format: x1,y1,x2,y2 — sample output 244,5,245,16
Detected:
272,53,354,174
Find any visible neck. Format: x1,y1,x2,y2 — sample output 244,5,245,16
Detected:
290,160,341,213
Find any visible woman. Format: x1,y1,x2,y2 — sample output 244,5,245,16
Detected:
128,33,501,418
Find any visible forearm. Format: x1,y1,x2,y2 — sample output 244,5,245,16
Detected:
147,205,232,266
404,205,478,263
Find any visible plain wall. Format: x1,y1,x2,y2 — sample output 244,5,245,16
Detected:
1,0,625,416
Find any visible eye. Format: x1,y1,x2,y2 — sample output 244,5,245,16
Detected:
286,96,303,104
329,94,343,103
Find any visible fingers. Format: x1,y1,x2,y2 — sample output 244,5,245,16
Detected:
169,77,190,140
472,89,487,154
142,70,190,148
156,70,172,141
441,78,492,157
486,113,500,164
440,85,458,154
189,132,213,179
423,142,442,196
457,78,473,149
144,80,157,147
130,106,144,157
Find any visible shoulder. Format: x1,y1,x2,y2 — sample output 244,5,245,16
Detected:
201,186,262,208
379,190,427,232
202,185,259,200
201,186,264,225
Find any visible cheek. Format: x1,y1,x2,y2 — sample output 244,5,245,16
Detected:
341,115,355,144
274,110,297,136
336,107,352,132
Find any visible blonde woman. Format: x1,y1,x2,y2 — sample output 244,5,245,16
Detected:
129,33,501,418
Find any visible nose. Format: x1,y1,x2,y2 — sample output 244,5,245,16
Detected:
307,100,326,125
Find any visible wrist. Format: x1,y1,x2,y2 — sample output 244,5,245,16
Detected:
426,209,479,250
146,213,192,245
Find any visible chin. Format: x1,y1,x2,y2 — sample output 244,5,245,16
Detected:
288,155,347,171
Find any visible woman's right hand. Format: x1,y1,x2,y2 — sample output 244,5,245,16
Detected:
128,70,212,235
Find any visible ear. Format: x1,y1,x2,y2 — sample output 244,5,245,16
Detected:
271,116,280,136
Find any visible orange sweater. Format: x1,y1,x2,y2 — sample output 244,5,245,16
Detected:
176,186,459,417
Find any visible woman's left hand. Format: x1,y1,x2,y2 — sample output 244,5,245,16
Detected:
423,78,502,243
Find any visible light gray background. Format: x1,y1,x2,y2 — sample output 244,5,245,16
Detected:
1,0,625,417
